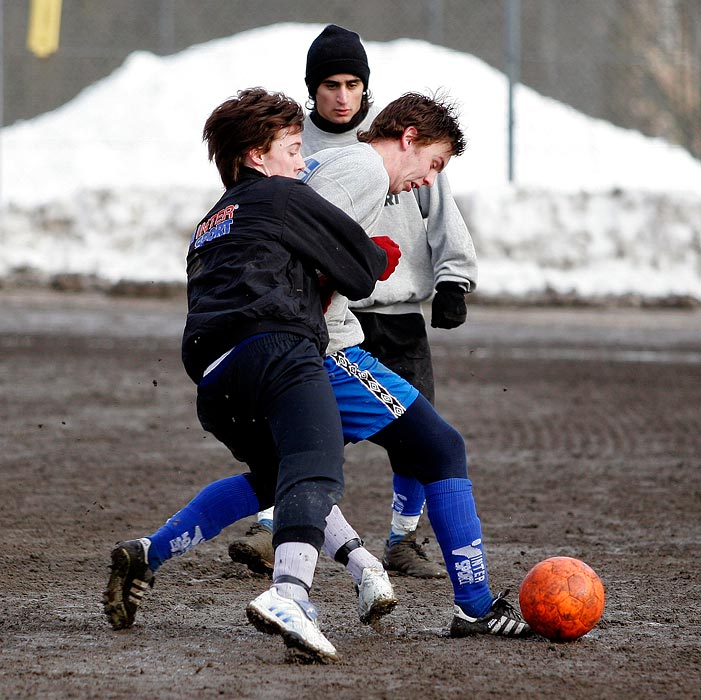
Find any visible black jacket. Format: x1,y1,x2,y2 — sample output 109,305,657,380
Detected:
182,168,386,383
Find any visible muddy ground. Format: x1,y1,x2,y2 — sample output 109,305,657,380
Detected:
1,290,699,699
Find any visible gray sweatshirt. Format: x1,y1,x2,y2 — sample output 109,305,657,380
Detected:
302,107,478,318
301,142,388,353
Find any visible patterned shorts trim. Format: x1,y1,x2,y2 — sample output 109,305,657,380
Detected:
324,345,419,443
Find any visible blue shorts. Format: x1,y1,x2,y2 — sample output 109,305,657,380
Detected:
324,346,419,443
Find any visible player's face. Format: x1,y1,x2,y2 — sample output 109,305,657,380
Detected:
388,139,453,195
261,128,305,178
315,74,364,124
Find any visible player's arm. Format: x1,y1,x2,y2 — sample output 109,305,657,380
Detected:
416,173,478,329
419,172,478,292
282,182,390,301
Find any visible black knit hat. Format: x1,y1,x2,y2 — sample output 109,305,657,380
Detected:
305,24,370,98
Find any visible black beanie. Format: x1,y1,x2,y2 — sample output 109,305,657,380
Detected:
305,24,370,98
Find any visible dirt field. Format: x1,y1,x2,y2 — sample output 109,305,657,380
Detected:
1,290,700,700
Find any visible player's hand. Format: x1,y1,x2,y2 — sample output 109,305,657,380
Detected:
372,236,401,281
431,281,468,329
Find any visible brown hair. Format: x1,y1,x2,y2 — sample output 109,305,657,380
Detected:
203,88,304,188
358,92,465,157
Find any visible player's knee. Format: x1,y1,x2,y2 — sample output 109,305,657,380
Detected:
443,422,466,459
428,423,467,480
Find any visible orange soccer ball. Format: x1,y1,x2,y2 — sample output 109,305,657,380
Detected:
519,556,605,642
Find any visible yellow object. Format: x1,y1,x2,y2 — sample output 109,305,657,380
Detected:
27,0,63,58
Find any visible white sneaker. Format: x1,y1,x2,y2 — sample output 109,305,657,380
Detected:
246,587,339,663
357,566,398,624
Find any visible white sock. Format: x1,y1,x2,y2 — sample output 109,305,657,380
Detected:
273,541,318,601
346,547,382,585
323,505,381,585
257,506,275,530
390,512,421,538
322,505,360,554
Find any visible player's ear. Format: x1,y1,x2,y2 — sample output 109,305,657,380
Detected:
401,126,419,150
248,147,265,167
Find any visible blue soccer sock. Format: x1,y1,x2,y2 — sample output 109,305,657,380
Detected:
388,474,426,546
424,477,493,617
146,474,260,571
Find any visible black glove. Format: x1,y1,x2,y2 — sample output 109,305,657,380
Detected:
431,281,468,329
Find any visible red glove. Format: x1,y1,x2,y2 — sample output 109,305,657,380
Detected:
372,236,401,281
317,274,335,313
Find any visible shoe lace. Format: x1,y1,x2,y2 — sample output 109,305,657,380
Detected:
401,534,431,561
491,590,524,620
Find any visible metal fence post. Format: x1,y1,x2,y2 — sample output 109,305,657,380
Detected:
505,0,521,183
427,0,445,46
159,0,176,55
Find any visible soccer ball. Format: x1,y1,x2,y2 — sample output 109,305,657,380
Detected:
519,556,605,642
